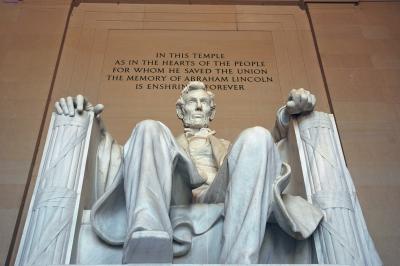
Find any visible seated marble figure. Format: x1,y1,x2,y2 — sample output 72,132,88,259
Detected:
54,81,323,264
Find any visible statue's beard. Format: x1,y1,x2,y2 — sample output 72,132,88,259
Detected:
182,116,210,129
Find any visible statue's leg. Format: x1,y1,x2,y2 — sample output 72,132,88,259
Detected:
219,126,282,264
122,120,191,263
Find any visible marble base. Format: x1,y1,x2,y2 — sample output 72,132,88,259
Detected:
49,263,350,266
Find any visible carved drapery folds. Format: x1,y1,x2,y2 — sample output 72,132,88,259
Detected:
15,112,94,266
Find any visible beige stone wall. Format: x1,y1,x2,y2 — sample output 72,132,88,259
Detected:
309,3,400,265
47,3,329,144
0,0,71,264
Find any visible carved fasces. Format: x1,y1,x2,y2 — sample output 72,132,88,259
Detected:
15,111,94,266
294,111,382,266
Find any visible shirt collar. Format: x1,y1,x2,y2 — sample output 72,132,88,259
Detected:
184,127,216,138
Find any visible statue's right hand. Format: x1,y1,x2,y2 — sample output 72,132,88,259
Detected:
54,95,104,117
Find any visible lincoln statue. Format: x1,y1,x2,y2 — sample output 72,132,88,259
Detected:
54,81,323,264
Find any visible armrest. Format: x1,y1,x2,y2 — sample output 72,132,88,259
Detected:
293,111,382,265
15,111,100,266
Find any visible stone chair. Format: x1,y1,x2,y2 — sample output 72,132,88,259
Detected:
14,110,381,266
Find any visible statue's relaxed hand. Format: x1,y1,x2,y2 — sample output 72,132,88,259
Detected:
286,88,316,115
54,95,104,116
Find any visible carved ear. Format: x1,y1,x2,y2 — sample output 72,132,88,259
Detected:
209,108,216,121
176,105,184,120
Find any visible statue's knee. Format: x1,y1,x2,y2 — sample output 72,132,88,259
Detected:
134,120,163,135
241,126,272,139
238,126,274,147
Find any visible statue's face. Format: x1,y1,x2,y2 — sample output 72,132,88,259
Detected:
181,89,213,129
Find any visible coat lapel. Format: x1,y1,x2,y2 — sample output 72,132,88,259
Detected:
209,135,229,167
175,134,190,155
175,133,229,167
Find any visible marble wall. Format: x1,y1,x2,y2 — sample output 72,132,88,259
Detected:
309,3,400,264
0,1,72,264
0,1,399,265
47,3,329,143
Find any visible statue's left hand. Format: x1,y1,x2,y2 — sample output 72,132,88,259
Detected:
286,88,316,115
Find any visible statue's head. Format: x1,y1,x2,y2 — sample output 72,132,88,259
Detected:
176,81,216,129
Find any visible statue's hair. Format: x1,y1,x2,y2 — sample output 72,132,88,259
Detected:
176,81,215,110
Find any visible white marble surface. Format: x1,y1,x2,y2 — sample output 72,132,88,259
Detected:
17,82,380,265
54,263,350,266
89,83,322,264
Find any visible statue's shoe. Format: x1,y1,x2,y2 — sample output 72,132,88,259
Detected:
122,230,173,263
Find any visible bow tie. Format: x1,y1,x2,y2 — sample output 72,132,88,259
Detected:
184,128,216,138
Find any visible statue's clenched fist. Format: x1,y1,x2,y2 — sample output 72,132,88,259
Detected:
286,88,316,115
54,95,104,117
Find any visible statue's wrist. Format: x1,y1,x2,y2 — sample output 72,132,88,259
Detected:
280,106,290,126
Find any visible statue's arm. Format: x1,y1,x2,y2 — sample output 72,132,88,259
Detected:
55,95,109,138
272,106,290,141
55,95,122,197
272,88,316,142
